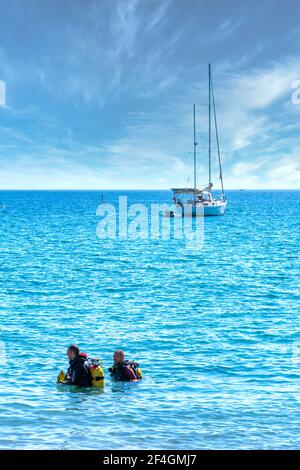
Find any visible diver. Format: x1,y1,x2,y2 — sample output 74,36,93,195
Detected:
108,350,142,382
59,344,92,386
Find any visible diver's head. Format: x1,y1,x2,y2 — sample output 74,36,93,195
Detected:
113,350,125,364
67,344,79,360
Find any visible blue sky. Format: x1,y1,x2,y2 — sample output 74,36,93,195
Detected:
0,0,300,189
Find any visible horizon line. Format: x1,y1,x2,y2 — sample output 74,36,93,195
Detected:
0,188,299,191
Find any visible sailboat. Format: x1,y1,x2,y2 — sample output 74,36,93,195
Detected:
171,64,227,216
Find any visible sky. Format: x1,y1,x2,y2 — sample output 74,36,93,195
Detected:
0,0,300,189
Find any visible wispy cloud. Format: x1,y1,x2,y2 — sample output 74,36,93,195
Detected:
205,17,245,45
0,0,300,189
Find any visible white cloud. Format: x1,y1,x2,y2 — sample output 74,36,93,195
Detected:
232,161,264,177
267,157,300,186
0,80,6,106
207,18,244,45
230,64,300,110
1,3,300,189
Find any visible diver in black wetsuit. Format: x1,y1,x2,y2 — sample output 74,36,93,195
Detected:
62,344,92,386
108,350,141,382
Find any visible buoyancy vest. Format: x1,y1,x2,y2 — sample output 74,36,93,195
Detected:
109,360,142,381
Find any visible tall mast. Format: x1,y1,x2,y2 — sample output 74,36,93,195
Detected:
193,104,197,191
208,63,212,186
211,73,225,197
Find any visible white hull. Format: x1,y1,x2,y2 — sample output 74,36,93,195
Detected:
202,200,227,216
173,199,227,217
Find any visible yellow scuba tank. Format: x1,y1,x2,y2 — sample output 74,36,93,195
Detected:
136,368,142,380
57,370,66,383
89,358,105,387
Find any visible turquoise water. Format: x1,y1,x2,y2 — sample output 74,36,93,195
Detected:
0,190,299,449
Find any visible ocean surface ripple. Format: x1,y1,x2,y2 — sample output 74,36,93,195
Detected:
0,190,299,449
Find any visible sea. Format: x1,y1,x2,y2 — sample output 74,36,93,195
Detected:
0,189,299,449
